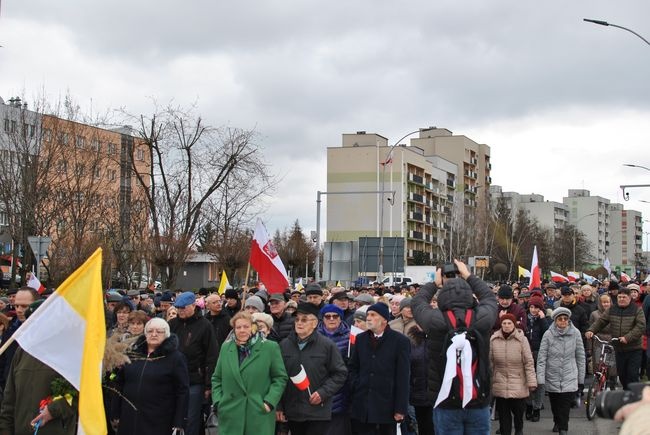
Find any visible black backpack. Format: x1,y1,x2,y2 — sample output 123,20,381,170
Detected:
438,308,491,407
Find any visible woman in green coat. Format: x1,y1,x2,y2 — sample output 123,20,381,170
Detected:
212,311,288,435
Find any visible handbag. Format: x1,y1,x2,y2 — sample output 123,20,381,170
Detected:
172,428,185,435
204,410,219,435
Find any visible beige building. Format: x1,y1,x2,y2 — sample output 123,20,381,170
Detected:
608,203,643,273
327,127,489,270
563,189,611,265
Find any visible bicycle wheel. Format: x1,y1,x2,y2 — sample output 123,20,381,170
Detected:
586,374,601,420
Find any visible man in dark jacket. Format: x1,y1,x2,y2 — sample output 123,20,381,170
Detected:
279,302,347,435
349,302,410,435
203,293,231,355
525,295,551,421
554,286,589,336
493,285,527,333
168,292,218,435
270,293,295,341
587,287,646,389
411,260,497,435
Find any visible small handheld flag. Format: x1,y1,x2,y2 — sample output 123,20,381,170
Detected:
290,364,311,395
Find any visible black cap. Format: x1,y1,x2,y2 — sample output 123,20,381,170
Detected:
560,286,573,295
304,283,323,296
296,302,320,318
225,289,239,299
497,285,514,299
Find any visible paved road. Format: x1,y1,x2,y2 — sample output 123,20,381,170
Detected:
489,392,621,435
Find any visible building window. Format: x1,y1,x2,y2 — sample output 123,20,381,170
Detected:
59,133,69,145
108,169,116,181
94,166,101,179
91,139,101,152
30,125,35,138
43,128,52,142
75,135,85,149
136,148,145,161
107,143,116,155
74,163,84,177
3,119,8,133
57,161,68,174
208,263,218,281
0,211,7,226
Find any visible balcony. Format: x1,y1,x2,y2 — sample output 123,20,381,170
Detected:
409,192,424,203
446,179,456,188
470,157,478,165
408,211,424,222
444,206,451,214
486,176,492,184
408,173,424,185
409,230,424,240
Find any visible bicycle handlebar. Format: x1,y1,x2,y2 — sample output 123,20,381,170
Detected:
591,335,619,345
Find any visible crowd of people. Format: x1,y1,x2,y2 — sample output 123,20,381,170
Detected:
0,265,648,434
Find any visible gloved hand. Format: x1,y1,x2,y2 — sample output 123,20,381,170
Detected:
578,384,584,394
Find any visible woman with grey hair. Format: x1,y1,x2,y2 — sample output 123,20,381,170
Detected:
111,317,189,435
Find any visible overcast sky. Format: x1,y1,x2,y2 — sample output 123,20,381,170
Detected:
1,1,649,243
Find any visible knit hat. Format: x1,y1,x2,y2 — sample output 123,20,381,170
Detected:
500,313,517,325
497,285,514,299
399,298,412,311
528,296,545,309
354,294,375,305
320,304,344,319
551,306,572,321
353,306,369,321
244,296,265,312
367,302,390,321
255,289,269,303
252,312,274,331
435,280,475,311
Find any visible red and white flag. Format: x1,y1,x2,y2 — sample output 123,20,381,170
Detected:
567,271,580,282
348,324,364,357
27,273,46,294
249,218,289,294
621,272,631,283
290,364,310,391
550,271,569,283
529,246,541,289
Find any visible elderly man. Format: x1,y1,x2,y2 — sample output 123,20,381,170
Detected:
169,291,218,435
270,293,294,341
389,298,416,335
304,283,325,309
204,293,231,353
349,302,410,435
587,287,646,390
279,303,347,435
493,285,527,333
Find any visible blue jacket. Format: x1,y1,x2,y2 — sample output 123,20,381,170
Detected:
318,321,351,415
349,326,410,423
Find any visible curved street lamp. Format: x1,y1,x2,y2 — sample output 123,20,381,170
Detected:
583,19,650,46
624,163,650,172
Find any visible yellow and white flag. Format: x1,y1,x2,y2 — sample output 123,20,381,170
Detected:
11,248,106,435
295,277,304,292
218,271,230,294
518,265,531,278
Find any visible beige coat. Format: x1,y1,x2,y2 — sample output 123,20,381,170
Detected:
489,328,537,398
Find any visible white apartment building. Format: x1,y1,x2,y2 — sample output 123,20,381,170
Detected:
563,189,610,265
608,203,643,273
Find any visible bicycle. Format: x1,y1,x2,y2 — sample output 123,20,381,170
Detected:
585,336,618,420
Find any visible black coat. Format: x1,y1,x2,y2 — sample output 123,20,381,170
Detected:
272,311,295,341
113,335,189,435
169,313,218,387
279,331,348,422
526,313,551,352
204,310,232,354
407,326,432,407
349,326,411,423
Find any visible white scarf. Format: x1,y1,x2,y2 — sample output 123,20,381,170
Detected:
434,332,474,408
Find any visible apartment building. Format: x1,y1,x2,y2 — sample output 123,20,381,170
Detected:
327,127,490,271
608,203,643,273
563,189,610,265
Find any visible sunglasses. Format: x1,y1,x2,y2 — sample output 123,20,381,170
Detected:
323,314,340,320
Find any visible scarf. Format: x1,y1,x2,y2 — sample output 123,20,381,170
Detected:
435,332,473,408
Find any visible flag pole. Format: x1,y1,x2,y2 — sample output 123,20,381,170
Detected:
0,335,15,357
243,262,251,304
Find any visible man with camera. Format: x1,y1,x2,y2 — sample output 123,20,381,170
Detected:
586,286,646,390
411,259,497,434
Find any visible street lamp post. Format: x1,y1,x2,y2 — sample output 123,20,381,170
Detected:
573,212,597,271
583,19,650,46
624,163,650,172
378,127,434,281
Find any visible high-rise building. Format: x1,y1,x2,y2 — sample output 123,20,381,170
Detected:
563,189,610,265
327,127,490,274
608,203,643,273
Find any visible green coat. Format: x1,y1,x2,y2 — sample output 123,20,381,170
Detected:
212,337,288,435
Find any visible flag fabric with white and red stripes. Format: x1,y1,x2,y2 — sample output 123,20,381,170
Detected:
550,271,569,283
347,325,364,357
529,246,541,289
290,364,310,391
567,271,580,282
621,272,631,283
249,218,289,294
27,273,46,294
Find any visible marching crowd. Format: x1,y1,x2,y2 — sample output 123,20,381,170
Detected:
0,263,648,435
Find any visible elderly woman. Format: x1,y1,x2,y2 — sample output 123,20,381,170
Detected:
110,302,132,336
537,307,585,435
112,318,189,435
253,312,280,342
212,311,287,435
317,304,352,435
490,313,537,435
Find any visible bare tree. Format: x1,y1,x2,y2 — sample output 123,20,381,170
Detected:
127,103,270,288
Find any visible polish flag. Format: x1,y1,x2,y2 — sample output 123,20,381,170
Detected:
27,273,46,294
249,218,289,294
550,271,569,283
567,271,580,282
583,273,596,285
290,364,310,391
529,246,541,289
348,325,365,357
621,272,631,283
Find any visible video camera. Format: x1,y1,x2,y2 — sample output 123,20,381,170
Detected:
596,382,648,419
442,263,460,279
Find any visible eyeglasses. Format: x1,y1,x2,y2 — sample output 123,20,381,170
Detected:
145,329,166,335
323,314,340,320
556,316,569,322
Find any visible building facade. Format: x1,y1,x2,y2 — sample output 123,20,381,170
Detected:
608,203,643,273
563,189,610,266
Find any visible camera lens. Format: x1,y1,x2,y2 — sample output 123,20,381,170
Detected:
596,383,647,419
